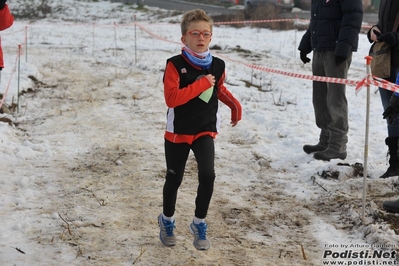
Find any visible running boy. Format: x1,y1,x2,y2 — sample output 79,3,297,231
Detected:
158,9,242,251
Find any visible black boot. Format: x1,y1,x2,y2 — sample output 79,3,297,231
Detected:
382,199,399,213
303,143,326,154
379,137,399,179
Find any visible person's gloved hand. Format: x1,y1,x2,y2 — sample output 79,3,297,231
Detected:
0,0,6,10
375,30,397,46
383,94,399,124
335,56,346,66
300,51,310,64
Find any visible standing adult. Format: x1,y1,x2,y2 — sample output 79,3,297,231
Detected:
0,0,14,74
298,0,363,161
369,0,399,213
368,0,399,179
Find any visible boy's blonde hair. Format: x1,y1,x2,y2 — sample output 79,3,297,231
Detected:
180,9,213,36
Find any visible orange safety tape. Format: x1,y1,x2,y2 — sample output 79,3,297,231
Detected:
355,75,399,94
0,20,382,109
135,22,391,93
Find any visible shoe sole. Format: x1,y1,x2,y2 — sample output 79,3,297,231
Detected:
314,153,346,161
379,173,399,179
303,146,326,154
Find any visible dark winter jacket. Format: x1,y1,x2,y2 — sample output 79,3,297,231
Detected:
367,0,399,73
298,0,363,59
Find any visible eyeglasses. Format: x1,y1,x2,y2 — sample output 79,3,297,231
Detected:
185,30,212,39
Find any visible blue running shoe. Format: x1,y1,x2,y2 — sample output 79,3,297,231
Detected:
158,214,176,246
189,221,210,250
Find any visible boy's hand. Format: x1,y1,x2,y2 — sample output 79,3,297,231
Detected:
230,120,238,127
205,74,215,87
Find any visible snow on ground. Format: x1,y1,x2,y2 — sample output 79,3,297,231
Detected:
0,1,397,265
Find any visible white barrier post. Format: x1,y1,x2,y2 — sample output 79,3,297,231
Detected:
25,26,28,62
114,22,117,58
17,44,21,113
92,23,95,55
134,14,137,65
362,55,372,221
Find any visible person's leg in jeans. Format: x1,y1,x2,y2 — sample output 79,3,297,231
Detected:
312,50,350,160
381,66,399,138
311,50,331,149
379,67,399,178
324,51,350,153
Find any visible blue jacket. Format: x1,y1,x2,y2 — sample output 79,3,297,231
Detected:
298,0,363,59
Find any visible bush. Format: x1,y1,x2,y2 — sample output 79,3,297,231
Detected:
214,7,297,30
10,0,53,20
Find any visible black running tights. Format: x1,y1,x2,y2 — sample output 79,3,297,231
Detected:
163,136,215,219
